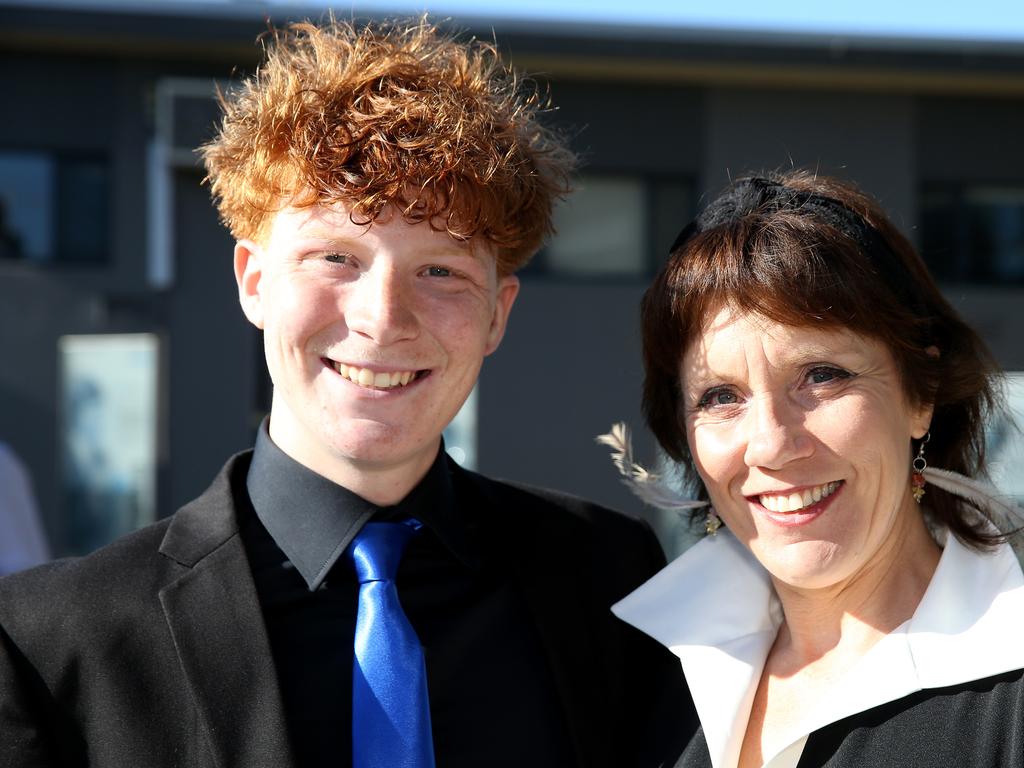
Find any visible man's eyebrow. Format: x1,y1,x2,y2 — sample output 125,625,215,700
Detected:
289,231,484,262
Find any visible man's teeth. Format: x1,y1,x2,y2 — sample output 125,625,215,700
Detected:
760,481,840,513
333,362,415,389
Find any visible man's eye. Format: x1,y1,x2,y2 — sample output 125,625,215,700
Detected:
323,252,350,264
424,266,452,277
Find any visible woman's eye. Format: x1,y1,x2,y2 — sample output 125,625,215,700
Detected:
423,266,452,277
698,389,739,409
806,366,852,385
323,252,350,264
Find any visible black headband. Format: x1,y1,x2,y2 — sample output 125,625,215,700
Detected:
669,176,928,317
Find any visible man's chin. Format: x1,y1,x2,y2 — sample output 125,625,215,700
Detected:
326,428,441,469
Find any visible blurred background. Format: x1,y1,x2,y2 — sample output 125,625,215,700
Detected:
1,0,1022,561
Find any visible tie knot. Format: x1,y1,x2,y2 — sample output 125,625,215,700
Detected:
349,521,418,584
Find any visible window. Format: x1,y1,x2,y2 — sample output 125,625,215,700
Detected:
0,150,110,265
920,183,1024,283
546,177,647,276
59,334,160,555
530,174,694,277
443,386,477,469
988,372,1024,502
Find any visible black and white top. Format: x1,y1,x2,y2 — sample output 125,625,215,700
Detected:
613,527,1024,768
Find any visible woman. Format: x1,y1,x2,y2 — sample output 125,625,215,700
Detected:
608,171,1024,767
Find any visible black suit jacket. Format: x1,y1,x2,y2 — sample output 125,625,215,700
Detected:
0,452,695,767
676,669,1024,767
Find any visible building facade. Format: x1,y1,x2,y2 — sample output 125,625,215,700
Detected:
1,1,1022,555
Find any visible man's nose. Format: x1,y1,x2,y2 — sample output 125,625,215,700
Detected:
345,267,418,345
741,393,814,470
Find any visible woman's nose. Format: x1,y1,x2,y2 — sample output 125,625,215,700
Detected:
742,393,814,470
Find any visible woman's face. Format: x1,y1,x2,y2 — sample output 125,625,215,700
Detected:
680,306,933,591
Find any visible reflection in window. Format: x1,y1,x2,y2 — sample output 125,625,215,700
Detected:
59,334,159,555
0,150,109,264
988,372,1024,501
535,174,693,277
546,177,647,276
921,184,1024,283
443,385,477,469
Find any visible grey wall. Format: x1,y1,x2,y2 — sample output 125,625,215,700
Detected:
476,279,654,517
2,44,1023,558
703,88,916,233
547,81,705,175
165,171,259,512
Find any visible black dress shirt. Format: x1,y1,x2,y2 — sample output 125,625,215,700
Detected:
240,423,575,768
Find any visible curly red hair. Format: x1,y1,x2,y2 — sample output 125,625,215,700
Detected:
200,17,575,273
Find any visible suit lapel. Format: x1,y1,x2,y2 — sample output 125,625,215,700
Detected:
514,534,606,768
461,469,607,768
158,455,295,768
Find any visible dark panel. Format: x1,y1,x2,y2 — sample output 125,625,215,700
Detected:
544,81,704,174
918,97,1024,182
0,265,106,550
166,170,257,512
477,279,657,518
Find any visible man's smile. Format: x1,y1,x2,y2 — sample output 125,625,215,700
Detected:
325,358,430,390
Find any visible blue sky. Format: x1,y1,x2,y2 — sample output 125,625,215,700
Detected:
19,0,1024,43
311,0,1024,42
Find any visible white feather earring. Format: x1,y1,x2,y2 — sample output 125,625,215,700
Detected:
921,467,1024,534
596,422,709,512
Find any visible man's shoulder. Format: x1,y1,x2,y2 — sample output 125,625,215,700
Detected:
460,465,647,528
453,465,665,572
0,451,251,637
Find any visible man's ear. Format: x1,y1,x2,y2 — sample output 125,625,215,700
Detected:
234,240,266,330
484,274,520,356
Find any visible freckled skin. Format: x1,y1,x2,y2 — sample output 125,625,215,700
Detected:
681,307,934,592
233,203,519,502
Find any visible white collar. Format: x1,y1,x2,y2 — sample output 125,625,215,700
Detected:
613,529,1024,768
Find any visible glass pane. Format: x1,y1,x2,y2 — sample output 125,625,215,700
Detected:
651,178,695,258
988,372,1024,501
57,158,109,264
919,185,960,280
546,176,646,275
443,386,477,469
0,151,55,262
59,334,160,555
965,187,1024,282
0,150,109,265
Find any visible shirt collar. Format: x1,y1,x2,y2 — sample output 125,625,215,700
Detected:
246,418,478,591
613,529,1024,768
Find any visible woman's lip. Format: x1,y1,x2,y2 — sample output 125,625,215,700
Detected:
753,482,844,527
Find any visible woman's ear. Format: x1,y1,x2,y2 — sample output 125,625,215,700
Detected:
911,403,934,441
911,345,941,439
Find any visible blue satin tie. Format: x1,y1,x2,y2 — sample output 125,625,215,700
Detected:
349,520,436,768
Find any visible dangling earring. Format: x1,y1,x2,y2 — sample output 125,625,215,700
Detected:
705,508,722,536
911,432,930,504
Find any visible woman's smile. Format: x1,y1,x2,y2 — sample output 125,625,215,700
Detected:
748,480,844,527
682,306,934,591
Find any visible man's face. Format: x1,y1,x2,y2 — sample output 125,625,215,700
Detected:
234,203,519,492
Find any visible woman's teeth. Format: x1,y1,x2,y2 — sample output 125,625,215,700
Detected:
759,481,840,513
333,362,416,389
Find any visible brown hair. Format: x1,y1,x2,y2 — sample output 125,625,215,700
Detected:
200,16,575,273
642,169,1005,548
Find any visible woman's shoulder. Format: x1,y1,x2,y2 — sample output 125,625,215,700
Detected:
673,669,1024,768
800,668,1024,766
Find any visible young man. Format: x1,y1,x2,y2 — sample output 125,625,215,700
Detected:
0,19,693,768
